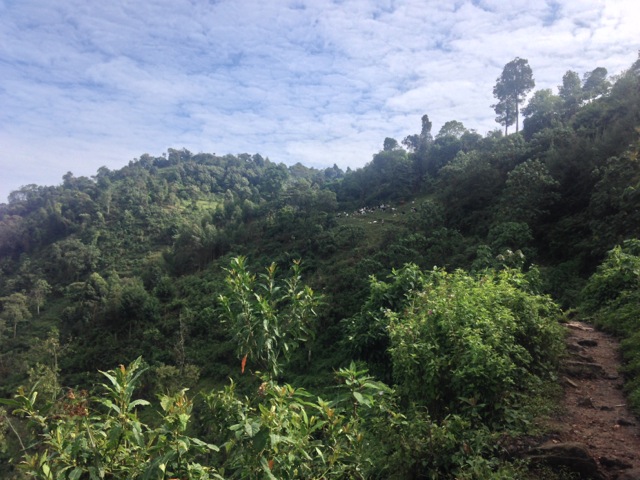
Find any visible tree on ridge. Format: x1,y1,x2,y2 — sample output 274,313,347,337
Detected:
493,57,535,135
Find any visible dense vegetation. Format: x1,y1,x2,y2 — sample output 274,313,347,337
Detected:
1,53,639,478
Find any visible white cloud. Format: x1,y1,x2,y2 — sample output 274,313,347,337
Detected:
0,0,639,202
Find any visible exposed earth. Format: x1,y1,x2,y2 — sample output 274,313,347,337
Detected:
532,321,640,479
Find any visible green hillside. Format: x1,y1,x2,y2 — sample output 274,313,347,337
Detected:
1,54,640,478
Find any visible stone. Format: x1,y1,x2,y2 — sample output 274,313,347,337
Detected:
563,361,606,379
527,442,605,479
567,322,594,331
567,342,585,352
563,376,579,388
599,456,633,469
578,339,598,347
577,397,595,408
616,417,636,427
619,468,640,480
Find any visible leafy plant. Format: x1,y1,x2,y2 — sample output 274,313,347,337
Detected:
202,361,395,479
581,239,640,411
1,357,221,479
218,256,320,378
383,265,563,423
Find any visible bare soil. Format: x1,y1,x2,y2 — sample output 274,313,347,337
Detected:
544,321,640,478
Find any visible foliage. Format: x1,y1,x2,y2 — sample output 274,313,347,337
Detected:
580,240,640,411
521,89,562,140
384,266,563,422
587,138,640,253
201,362,391,479
4,355,531,479
580,239,640,329
492,57,535,134
218,256,320,378
497,159,560,225
344,263,428,382
0,293,32,339
1,357,222,479
202,360,530,479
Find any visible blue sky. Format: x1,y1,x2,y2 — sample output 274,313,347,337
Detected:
1,0,638,202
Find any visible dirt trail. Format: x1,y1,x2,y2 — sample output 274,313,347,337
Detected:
544,321,640,478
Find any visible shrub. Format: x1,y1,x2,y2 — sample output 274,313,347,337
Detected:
386,266,563,423
1,357,221,479
580,239,640,411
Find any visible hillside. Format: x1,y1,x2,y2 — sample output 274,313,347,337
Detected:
1,54,640,478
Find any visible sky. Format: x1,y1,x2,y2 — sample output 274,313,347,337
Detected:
1,0,638,203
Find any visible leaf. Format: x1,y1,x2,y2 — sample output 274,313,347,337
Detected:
353,391,365,404
253,428,269,451
128,399,151,411
99,370,118,389
97,398,121,415
131,420,145,447
191,437,220,452
69,467,83,480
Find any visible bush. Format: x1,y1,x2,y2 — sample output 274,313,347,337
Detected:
1,357,221,479
385,266,563,423
580,239,640,335
580,239,640,412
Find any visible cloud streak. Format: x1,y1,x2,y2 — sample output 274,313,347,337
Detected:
1,0,638,201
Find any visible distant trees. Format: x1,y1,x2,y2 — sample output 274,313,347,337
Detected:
493,57,535,134
436,120,467,139
402,114,433,153
556,67,610,120
383,137,400,151
582,67,610,102
30,279,51,315
521,88,562,139
0,293,32,338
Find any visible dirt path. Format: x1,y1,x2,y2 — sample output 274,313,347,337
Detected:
544,321,640,478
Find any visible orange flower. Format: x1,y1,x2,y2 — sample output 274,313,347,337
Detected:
241,354,248,374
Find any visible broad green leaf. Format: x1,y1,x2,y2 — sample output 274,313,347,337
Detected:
99,370,118,389
128,399,151,411
191,437,220,452
69,467,83,480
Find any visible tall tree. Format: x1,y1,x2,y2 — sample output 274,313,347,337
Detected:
558,70,583,118
492,98,517,136
492,57,535,134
